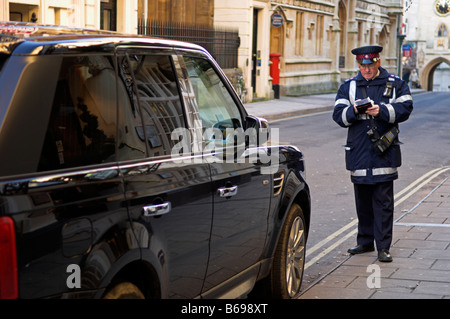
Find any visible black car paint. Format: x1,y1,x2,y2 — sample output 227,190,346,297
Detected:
0,25,310,299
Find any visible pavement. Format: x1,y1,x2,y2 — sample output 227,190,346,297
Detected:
244,88,425,121
244,93,337,121
245,89,450,299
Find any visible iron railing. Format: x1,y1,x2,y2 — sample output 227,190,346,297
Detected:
138,19,240,69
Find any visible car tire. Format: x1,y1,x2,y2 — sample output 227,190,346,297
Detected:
268,203,306,299
102,281,145,299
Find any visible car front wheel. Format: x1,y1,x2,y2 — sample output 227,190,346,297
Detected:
269,203,306,299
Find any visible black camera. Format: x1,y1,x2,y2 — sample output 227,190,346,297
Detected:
373,126,399,155
355,98,372,114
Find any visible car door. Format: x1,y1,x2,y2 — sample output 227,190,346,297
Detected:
115,50,212,298
177,55,271,296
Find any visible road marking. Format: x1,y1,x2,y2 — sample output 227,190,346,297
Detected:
304,166,450,270
394,175,450,223
394,166,450,206
305,228,357,269
306,219,357,257
394,166,444,200
395,223,450,228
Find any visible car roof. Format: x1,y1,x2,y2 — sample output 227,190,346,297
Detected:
0,21,206,56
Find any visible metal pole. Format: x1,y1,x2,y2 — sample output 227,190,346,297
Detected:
397,34,406,76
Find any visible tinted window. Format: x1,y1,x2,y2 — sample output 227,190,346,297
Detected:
183,57,243,147
38,55,117,171
117,54,185,160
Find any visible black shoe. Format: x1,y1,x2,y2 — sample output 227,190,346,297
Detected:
378,249,393,262
347,244,375,255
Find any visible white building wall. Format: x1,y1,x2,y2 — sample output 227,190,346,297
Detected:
117,0,138,34
433,62,450,92
2,0,138,34
214,0,272,101
404,0,450,90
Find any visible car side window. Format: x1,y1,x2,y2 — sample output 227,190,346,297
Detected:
38,55,117,171
182,57,243,148
116,53,185,160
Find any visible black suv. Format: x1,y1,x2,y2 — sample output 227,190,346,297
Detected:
0,22,310,299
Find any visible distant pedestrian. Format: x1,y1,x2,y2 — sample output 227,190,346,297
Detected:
332,45,413,262
409,69,419,88
402,71,410,83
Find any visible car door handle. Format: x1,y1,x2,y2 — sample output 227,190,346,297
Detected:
142,202,171,217
217,185,238,198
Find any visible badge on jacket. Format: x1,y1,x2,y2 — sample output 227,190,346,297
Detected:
383,82,393,98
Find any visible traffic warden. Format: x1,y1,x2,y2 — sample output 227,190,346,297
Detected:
332,45,413,262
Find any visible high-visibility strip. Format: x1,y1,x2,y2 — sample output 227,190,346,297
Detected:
384,103,396,124
342,106,351,126
349,80,356,105
351,167,397,177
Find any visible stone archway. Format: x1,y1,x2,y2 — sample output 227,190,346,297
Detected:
421,57,450,91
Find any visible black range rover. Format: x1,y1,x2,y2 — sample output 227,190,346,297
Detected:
0,22,310,299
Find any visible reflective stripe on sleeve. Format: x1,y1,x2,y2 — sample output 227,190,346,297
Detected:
396,94,412,103
335,98,350,106
342,106,351,126
385,103,396,124
349,81,356,105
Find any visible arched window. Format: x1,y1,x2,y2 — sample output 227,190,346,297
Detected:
437,23,448,37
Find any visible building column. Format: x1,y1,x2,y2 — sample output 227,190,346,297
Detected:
117,0,138,34
253,1,271,99
346,0,358,73
1,1,9,21
331,15,341,84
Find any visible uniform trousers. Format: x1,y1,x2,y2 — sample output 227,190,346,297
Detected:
353,181,394,250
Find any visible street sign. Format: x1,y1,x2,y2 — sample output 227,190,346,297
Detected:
402,44,411,57
271,14,283,28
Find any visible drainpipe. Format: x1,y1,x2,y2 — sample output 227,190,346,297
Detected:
397,33,406,76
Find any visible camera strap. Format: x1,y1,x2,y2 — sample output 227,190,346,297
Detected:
360,86,380,140
360,85,400,155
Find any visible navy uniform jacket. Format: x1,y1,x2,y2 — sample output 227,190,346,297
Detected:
333,67,413,184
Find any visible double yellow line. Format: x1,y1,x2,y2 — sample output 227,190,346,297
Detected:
304,166,450,270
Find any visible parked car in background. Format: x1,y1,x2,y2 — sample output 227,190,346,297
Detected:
0,22,310,299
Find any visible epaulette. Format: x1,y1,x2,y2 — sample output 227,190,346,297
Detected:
388,74,400,81
345,76,356,83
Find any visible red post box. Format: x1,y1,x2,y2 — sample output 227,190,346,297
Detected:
269,53,281,99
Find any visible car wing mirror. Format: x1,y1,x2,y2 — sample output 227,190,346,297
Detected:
245,115,270,147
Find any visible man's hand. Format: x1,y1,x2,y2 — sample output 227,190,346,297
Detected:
354,98,379,116
366,104,380,117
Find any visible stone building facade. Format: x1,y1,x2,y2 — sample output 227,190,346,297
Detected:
1,0,407,101
403,0,450,91
1,0,138,34
215,0,405,99
267,0,404,96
